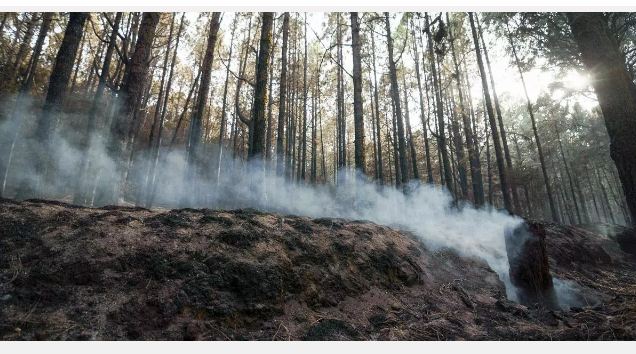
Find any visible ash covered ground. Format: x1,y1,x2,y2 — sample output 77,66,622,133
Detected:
0,198,635,340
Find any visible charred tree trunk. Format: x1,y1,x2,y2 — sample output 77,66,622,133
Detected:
505,222,558,308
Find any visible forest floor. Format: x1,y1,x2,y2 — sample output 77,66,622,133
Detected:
1,198,635,340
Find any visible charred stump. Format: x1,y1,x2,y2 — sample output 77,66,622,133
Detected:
505,221,558,308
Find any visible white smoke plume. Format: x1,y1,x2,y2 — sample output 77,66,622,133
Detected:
0,94,534,304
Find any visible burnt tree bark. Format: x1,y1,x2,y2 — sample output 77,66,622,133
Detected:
505,222,558,308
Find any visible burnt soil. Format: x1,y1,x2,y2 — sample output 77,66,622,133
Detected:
1,198,635,340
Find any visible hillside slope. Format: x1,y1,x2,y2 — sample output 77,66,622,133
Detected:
0,198,635,340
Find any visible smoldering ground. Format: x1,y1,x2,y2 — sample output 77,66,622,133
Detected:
0,93,588,309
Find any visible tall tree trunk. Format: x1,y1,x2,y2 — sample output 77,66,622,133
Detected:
276,12,290,176
286,34,296,180
1,12,53,198
249,12,274,159
419,50,435,184
595,166,618,224
402,72,419,180
447,14,484,206
171,68,200,146
370,28,384,184
477,15,521,213
336,13,346,173
186,12,221,177
311,75,317,183
33,12,88,197
481,108,492,205
107,12,160,205
265,29,277,164
567,12,636,225
319,82,327,182
385,12,408,189
449,86,469,199
216,13,238,183
69,27,87,94
144,14,187,207
468,12,513,213
368,71,379,181
300,13,308,179
9,13,38,86
135,12,176,207
36,12,88,144
350,12,366,174
20,13,52,92
425,13,453,193
555,122,583,224
74,12,121,204
505,25,559,221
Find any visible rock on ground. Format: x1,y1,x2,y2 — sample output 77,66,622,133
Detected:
0,198,635,340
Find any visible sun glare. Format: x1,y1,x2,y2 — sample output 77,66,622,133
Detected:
563,70,590,90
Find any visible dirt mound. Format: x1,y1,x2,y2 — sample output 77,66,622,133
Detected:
1,198,635,340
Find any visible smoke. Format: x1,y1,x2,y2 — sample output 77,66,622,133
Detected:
553,277,600,310
1,94,526,300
